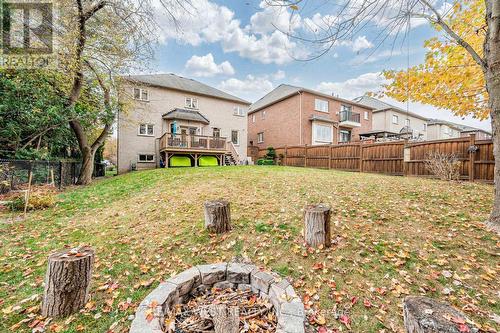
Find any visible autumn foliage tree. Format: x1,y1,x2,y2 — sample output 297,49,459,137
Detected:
383,0,489,120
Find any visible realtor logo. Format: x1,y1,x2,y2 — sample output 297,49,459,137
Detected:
0,0,56,68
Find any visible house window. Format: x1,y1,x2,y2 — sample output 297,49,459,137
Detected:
392,115,399,124
138,124,154,136
405,119,410,127
185,97,198,109
364,111,369,120
423,123,427,131
262,110,266,119
134,88,149,101
231,130,239,145
315,99,329,113
234,106,246,116
339,130,351,143
257,132,264,143
138,154,155,163
252,114,256,123
213,128,220,138
313,124,332,143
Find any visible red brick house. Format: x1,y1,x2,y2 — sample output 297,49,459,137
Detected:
248,84,374,149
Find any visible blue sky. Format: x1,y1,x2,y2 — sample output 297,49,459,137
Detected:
148,0,490,131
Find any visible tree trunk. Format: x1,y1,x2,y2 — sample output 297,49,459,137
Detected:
77,145,95,185
486,0,500,231
204,200,231,234
403,296,477,333
304,204,331,248
42,246,94,318
209,304,239,333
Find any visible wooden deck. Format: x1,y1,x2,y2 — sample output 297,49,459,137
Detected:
159,132,228,153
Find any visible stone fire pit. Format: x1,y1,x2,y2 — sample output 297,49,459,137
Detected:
130,262,305,333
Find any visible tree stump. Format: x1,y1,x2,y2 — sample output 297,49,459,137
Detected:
403,296,478,333
209,304,239,333
304,204,331,248
42,246,94,318
204,200,231,234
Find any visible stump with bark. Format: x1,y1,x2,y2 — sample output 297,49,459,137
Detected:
209,304,239,333
204,200,231,234
42,246,94,318
304,204,331,248
403,296,477,333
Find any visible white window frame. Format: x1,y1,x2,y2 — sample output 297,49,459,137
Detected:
312,123,333,143
233,106,246,117
257,132,264,143
423,123,427,131
261,110,266,119
213,127,221,138
138,123,154,136
231,130,239,145
392,115,399,124
315,99,329,113
133,88,149,101
137,153,155,163
364,111,369,120
405,119,410,127
185,97,198,109
252,114,256,123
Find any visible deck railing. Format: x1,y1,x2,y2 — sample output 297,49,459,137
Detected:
159,132,227,151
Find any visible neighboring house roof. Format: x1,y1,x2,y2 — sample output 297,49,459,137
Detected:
162,108,210,125
248,84,374,114
427,118,492,135
125,73,250,105
353,95,429,121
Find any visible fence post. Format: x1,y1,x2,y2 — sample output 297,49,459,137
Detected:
469,134,476,182
304,145,308,167
328,145,332,169
58,161,63,190
403,140,409,177
284,145,288,166
359,143,364,173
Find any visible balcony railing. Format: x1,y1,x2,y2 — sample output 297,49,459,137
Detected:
339,111,360,123
159,132,227,151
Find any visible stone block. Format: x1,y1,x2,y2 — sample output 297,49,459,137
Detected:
269,279,299,313
280,301,305,318
167,267,201,296
237,283,252,291
197,263,227,285
129,306,164,333
213,281,234,290
138,282,178,311
251,270,275,294
227,263,255,284
277,312,305,333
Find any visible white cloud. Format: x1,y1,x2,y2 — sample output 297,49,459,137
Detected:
185,53,234,77
272,70,286,80
316,72,389,99
154,0,306,65
352,36,374,52
249,1,302,34
218,75,274,102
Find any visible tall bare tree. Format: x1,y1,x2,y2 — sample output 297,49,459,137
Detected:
268,0,499,229
56,0,190,184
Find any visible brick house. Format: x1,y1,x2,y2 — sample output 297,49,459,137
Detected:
117,74,250,173
247,84,374,149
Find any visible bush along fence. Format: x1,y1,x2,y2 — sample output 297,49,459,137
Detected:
250,134,494,183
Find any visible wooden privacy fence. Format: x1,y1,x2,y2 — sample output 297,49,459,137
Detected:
253,134,494,183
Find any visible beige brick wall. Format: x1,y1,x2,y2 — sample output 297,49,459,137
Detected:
118,83,249,173
247,91,372,149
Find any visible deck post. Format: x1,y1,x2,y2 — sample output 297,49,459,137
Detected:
284,145,288,166
194,154,198,167
165,153,169,168
469,133,476,182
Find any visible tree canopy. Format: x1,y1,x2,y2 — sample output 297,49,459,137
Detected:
382,0,489,120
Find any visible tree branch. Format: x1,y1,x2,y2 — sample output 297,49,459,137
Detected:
83,1,108,22
417,0,487,72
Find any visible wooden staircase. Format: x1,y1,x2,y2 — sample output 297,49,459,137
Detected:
225,142,240,166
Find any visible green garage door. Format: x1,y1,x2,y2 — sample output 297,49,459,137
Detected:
199,156,219,167
170,156,192,167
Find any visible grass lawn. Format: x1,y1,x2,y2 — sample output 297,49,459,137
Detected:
0,166,498,332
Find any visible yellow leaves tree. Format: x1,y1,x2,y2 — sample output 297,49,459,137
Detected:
382,0,489,120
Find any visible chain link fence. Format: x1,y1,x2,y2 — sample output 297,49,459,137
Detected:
0,159,82,193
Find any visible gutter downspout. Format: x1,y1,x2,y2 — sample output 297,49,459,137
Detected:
298,91,303,145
